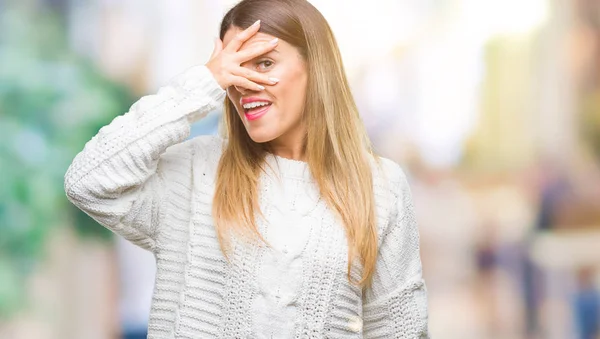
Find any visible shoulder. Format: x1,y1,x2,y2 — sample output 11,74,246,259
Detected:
162,134,225,156
158,134,225,172
369,155,415,231
370,155,410,194
189,134,226,155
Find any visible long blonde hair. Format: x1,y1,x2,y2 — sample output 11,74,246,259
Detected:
213,0,378,289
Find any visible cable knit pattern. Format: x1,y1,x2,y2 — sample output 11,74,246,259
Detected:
64,65,430,338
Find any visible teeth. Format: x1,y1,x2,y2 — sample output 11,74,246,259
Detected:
243,101,271,110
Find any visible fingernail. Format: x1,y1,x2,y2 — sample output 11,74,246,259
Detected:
253,20,261,27
270,38,279,45
257,85,265,90
269,77,280,84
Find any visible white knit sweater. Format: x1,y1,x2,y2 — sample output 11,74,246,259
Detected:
64,64,430,338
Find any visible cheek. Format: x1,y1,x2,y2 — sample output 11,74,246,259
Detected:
279,74,307,110
271,83,305,124
274,67,307,99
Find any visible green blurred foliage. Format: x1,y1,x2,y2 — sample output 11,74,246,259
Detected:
0,3,133,318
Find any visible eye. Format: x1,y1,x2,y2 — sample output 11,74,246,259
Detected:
257,60,274,71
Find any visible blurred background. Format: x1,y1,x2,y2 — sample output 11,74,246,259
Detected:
1,0,600,338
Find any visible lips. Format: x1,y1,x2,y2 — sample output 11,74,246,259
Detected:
241,97,273,121
244,104,271,121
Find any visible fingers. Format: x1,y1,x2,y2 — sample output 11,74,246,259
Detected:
230,75,266,92
235,38,279,63
206,19,279,92
232,67,279,86
224,19,261,52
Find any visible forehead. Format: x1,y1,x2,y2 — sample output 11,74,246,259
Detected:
222,27,277,50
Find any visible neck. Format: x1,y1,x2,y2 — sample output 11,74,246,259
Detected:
269,144,305,161
268,126,306,161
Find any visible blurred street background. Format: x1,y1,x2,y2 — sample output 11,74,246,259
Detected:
1,0,600,338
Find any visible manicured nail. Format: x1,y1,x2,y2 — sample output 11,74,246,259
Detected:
269,77,280,84
257,85,265,90
253,20,261,27
270,38,279,45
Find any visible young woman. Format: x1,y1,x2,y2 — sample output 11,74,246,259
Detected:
64,0,430,337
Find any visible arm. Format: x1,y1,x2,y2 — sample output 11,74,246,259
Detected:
363,165,430,338
64,65,225,252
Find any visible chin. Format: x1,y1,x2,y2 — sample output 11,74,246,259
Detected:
246,129,278,144
249,133,275,144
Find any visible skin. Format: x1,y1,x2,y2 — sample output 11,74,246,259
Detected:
205,21,308,160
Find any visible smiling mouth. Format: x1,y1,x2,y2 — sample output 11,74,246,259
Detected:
242,101,272,121
245,105,271,120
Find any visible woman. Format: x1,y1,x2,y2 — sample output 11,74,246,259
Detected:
64,0,430,337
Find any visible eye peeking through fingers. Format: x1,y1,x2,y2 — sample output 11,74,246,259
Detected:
241,58,274,72
256,59,274,71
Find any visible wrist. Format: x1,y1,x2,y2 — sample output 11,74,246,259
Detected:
204,63,226,90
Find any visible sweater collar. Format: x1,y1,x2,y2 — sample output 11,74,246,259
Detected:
264,153,311,181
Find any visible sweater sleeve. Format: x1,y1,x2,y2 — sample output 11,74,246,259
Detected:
363,164,430,338
64,64,226,253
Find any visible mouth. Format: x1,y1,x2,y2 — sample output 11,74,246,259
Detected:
242,101,272,121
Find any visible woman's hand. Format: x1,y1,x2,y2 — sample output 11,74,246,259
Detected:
205,20,279,91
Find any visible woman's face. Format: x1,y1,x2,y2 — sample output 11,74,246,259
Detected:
223,27,308,146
